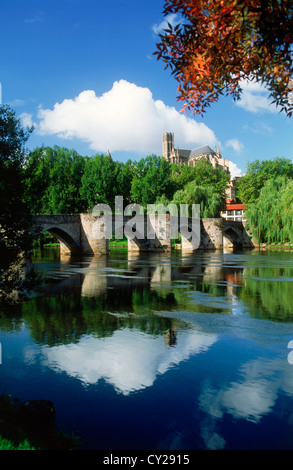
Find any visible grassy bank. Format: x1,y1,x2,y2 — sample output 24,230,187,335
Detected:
266,242,293,249
0,395,79,450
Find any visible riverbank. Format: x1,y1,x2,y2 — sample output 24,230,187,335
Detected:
260,243,293,250
0,395,79,450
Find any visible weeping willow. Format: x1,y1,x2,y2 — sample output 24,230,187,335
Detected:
245,177,293,244
172,183,224,217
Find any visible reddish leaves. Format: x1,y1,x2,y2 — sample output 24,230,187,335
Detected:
154,0,293,116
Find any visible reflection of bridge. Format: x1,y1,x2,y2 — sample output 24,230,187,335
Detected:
35,251,244,303
32,214,256,255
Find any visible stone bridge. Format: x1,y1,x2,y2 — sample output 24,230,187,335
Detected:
31,214,256,255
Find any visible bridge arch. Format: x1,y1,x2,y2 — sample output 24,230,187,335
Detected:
223,226,243,248
112,215,172,251
34,226,80,254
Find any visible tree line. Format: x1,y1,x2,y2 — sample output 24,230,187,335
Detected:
22,145,230,216
23,139,293,247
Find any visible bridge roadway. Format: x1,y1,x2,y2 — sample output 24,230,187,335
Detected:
31,213,256,255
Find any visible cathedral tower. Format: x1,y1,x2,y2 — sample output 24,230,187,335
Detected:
162,132,174,161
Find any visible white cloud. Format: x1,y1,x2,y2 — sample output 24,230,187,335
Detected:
229,161,243,178
236,79,279,114
226,138,244,154
152,13,182,35
23,12,44,23
19,112,36,129
37,79,219,155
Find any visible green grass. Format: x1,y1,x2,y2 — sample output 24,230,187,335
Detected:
0,435,37,450
0,395,80,450
109,238,128,246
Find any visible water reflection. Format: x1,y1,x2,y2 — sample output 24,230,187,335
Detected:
34,328,217,395
2,249,293,349
1,248,293,449
29,248,293,320
198,356,293,449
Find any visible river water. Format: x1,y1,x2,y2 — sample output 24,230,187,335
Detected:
1,247,293,450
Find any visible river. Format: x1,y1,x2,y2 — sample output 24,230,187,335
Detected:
1,247,293,450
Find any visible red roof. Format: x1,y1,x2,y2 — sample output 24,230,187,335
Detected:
226,204,245,210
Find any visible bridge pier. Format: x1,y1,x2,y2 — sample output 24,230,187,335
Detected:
32,214,109,255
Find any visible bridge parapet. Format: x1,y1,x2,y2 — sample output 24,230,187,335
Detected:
31,214,257,255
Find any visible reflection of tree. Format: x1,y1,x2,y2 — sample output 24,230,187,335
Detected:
164,326,177,346
16,287,180,346
240,265,293,322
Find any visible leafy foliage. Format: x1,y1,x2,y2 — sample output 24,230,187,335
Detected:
0,106,34,268
130,155,175,207
245,176,293,244
172,181,224,217
237,157,293,204
22,147,231,217
171,157,230,194
23,146,88,214
155,0,293,116
80,153,133,210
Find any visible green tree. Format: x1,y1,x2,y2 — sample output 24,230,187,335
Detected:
80,153,120,210
114,159,136,207
23,146,87,214
0,105,37,301
237,158,293,205
172,182,224,217
171,158,230,195
245,176,293,244
0,105,33,267
130,155,174,207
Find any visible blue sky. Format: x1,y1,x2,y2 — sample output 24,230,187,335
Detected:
1,0,292,177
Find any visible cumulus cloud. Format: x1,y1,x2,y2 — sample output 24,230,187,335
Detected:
229,161,244,178
235,79,279,114
37,79,219,155
19,112,36,129
226,138,244,154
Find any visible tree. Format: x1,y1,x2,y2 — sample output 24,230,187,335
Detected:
80,153,120,211
23,146,88,214
170,158,230,195
245,176,293,244
237,157,293,205
114,159,136,207
0,105,37,301
0,105,34,268
172,182,224,217
130,155,175,207
155,0,293,116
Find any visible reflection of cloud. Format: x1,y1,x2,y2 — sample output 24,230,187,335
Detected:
222,381,275,421
198,358,293,449
40,328,217,395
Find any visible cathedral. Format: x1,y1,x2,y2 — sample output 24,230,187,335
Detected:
162,132,230,173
